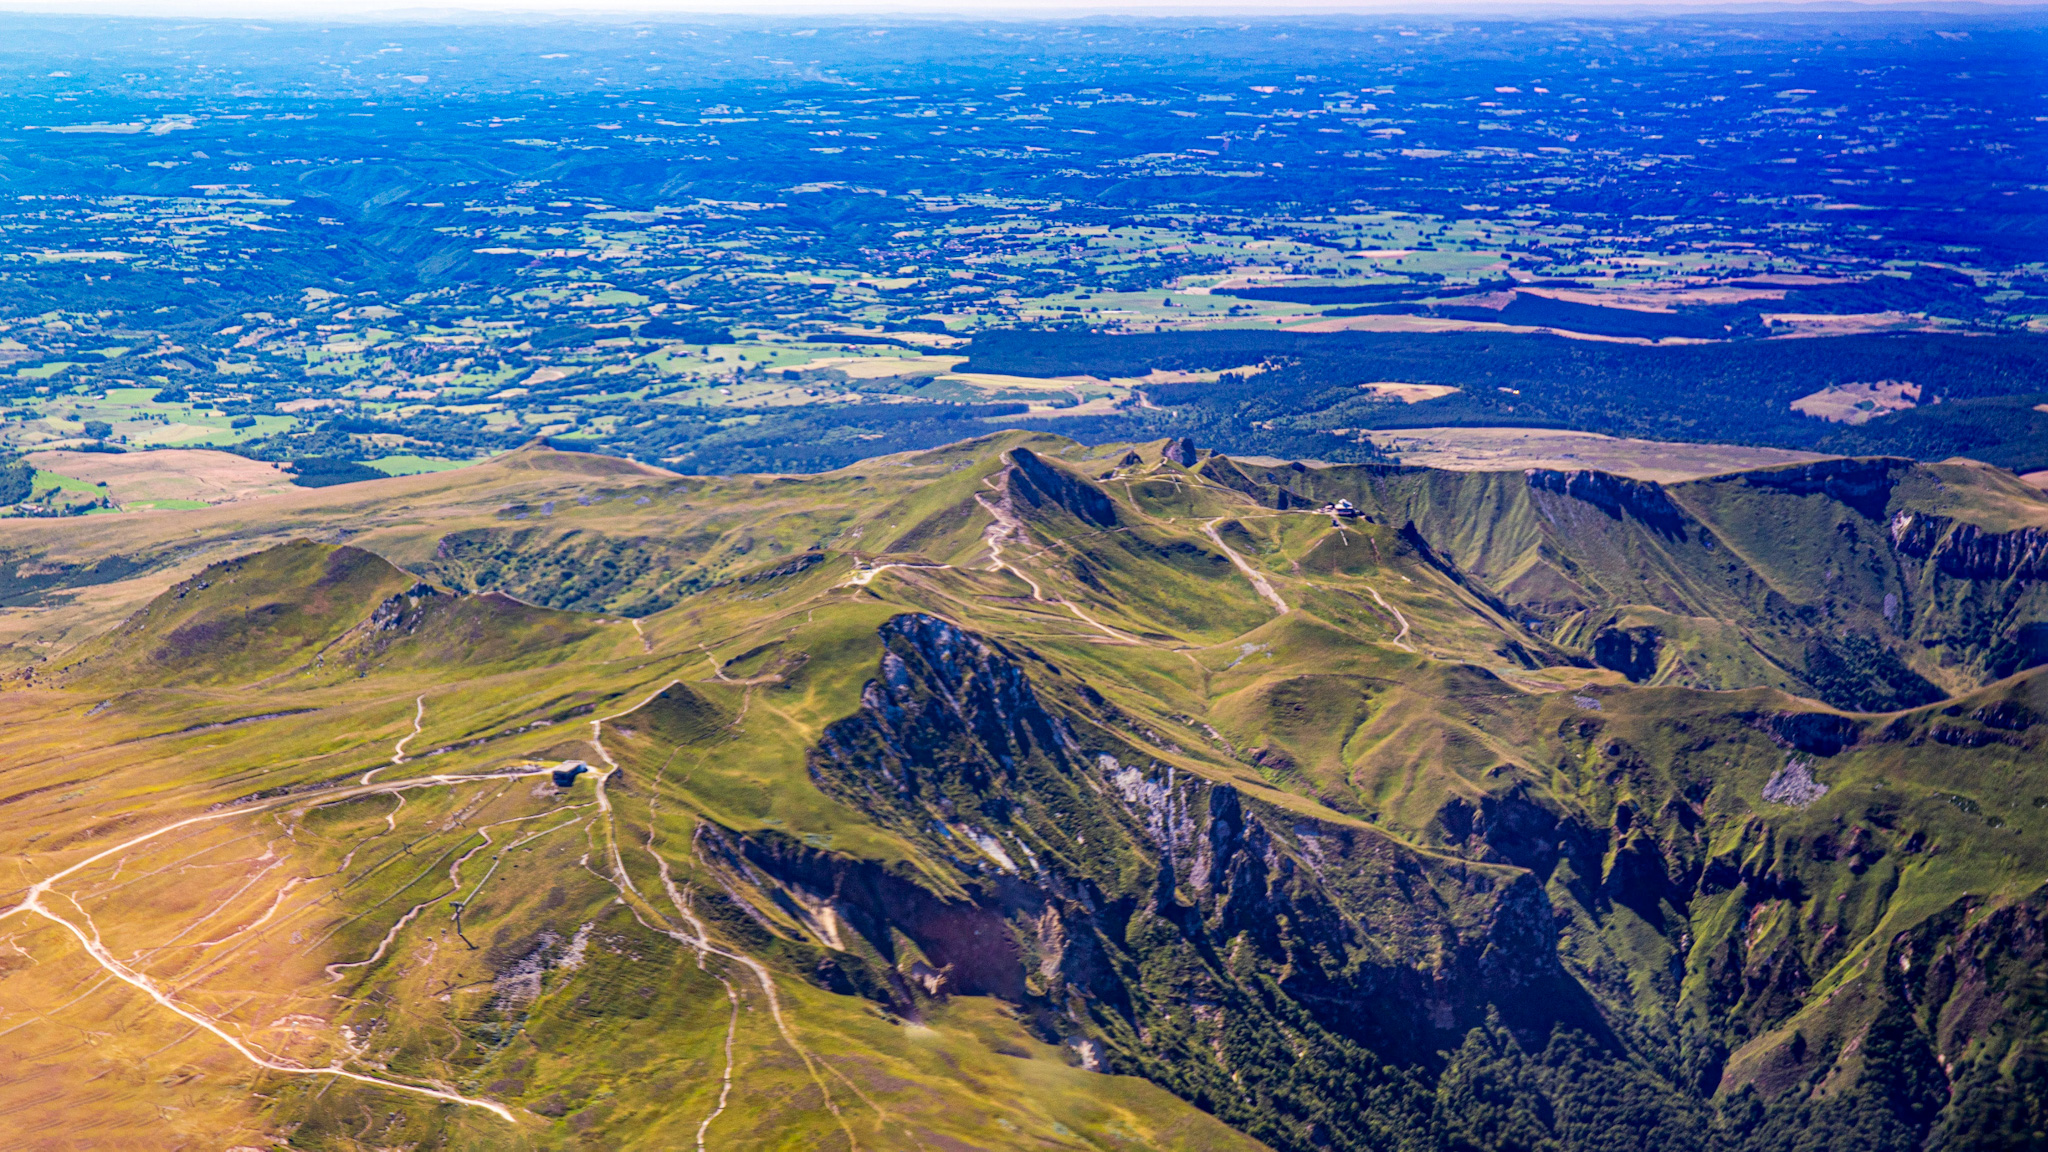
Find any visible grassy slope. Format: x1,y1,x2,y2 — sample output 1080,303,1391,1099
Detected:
0,436,2039,1149
1218,453,2048,706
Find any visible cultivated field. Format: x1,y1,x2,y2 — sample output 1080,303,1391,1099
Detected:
1359,381,1461,404
1788,379,1922,424
1361,426,1835,482
23,448,297,508
1285,311,1705,345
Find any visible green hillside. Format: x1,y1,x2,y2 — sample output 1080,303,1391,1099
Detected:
0,436,2039,1151
1204,452,2048,708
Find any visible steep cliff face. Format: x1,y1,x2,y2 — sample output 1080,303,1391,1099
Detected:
1525,467,1689,539
818,613,1557,993
712,613,1590,1151
746,611,2048,1152
1593,622,1664,682
1890,512,2048,582
1737,457,1913,520
1205,453,2048,707
1008,446,1119,527
10,434,2042,1151
1705,888,2048,1152
1913,892,2048,1149
1888,510,2048,679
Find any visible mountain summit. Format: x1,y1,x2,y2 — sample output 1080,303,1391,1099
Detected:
0,434,2040,1151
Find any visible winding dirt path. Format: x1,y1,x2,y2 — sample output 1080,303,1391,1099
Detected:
362,695,426,786
838,562,951,588
1202,517,1288,614
1366,585,1415,652
695,973,740,1150
973,486,1047,600
975,477,1143,645
586,686,863,1150
645,852,857,1149
448,809,592,949
25,899,519,1120
0,766,566,1124
324,894,440,981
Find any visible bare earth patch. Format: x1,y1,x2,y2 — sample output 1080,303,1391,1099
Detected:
525,366,585,385
1789,380,1922,424
1517,284,1788,309
1761,311,1931,337
807,354,966,379
1287,312,1705,346
1360,427,1834,483
24,448,296,507
1132,364,1273,384
1360,381,1461,404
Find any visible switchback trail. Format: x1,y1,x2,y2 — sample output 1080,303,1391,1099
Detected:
587,685,864,1150
976,477,1144,645
1366,585,1414,652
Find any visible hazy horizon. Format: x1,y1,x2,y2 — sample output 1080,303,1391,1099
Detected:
3,0,2044,21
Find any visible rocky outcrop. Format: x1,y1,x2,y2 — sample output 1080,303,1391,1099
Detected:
1890,510,2048,581
1761,758,1829,808
695,607,2039,1152
1886,509,2048,679
1975,699,2041,730
739,613,1576,1150
1525,468,1688,538
1740,457,1912,520
1882,891,2048,1150
1198,455,1316,510
1756,709,1863,757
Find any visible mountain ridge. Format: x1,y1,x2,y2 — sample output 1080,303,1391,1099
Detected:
0,435,2039,1150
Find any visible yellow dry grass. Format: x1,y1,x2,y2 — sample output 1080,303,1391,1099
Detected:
1788,380,1922,424
1284,312,1704,345
24,448,297,505
1360,381,1461,404
1364,426,1834,483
